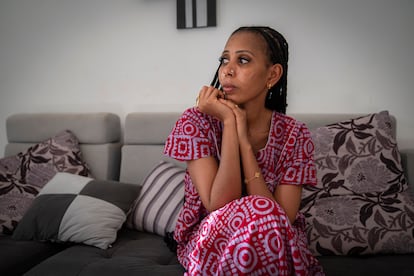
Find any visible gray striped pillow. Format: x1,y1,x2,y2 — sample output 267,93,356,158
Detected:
126,161,185,236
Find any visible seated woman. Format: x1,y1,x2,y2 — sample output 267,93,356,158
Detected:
164,26,324,275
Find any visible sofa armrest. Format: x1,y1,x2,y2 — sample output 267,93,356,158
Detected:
401,148,414,193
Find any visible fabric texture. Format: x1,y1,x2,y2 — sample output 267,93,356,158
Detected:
0,130,90,235
126,160,185,236
301,111,414,255
163,107,324,275
12,172,140,249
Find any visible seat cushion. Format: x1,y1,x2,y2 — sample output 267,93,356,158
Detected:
0,235,68,276
317,254,414,276
25,228,185,276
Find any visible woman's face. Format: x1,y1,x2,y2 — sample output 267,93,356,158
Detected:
218,31,279,106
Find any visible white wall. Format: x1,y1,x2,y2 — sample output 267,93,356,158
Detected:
1,0,413,156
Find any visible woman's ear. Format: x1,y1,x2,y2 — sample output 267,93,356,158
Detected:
268,64,283,87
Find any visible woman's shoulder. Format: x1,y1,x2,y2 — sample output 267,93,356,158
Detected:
180,107,212,123
175,107,220,133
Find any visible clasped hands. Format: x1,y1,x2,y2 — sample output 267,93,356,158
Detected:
196,86,247,140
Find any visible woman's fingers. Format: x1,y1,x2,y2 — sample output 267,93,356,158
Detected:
220,98,240,111
217,90,226,99
197,86,225,108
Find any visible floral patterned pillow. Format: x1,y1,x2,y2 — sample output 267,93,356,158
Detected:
0,130,91,235
301,111,414,255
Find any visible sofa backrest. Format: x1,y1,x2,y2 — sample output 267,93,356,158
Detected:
119,111,398,186
120,112,182,184
4,111,404,187
5,113,121,180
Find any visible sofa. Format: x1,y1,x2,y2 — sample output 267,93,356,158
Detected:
0,111,413,276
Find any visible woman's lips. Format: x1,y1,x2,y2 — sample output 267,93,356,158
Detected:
222,85,236,93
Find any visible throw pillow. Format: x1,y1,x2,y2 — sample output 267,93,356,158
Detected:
0,130,90,235
126,160,185,237
301,111,414,255
12,172,140,249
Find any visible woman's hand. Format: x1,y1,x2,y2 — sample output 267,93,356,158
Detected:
197,86,233,122
220,99,249,144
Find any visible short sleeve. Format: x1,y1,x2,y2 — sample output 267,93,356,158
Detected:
280,122,317,186
164,108,217,161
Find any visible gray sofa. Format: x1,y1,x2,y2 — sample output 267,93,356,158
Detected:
0,112,413,276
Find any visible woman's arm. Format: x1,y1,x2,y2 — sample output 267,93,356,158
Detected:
188,87,242,212
239,135,302,224
225,101,303,224
273,184,302,223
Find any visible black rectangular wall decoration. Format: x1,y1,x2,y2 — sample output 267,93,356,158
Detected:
177,0,216,29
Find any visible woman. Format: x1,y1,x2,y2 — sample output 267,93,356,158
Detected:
164,26,324,275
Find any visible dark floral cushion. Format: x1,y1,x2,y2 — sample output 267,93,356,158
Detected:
0,130,91,235
301,111,414,255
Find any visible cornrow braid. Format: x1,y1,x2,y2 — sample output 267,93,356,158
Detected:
210,26,289,114
210,67,220,89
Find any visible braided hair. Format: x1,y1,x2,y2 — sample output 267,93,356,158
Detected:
210,26,289,114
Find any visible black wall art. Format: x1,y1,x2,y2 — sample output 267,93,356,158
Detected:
177,0,216,29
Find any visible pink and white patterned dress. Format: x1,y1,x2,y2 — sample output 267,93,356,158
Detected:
164,107,324,275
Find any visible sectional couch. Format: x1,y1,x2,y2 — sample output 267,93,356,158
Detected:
0,111,413,276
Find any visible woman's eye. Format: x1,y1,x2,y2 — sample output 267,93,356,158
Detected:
219,57,229,65
219,56,249,65
239,57,250,64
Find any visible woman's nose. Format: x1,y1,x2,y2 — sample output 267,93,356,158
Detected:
222,67,234,77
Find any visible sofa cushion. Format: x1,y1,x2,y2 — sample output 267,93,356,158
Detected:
0,130,90,235
24,229,185,276
12,172,140,249
317,254,414,276
301,111,414,255
0,235,68,276
127,161,185,237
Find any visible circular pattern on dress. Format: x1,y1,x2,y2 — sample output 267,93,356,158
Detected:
303,138,314,157
182,121,199,136
233,242,258,273
251,197,275,215
287,135,296,147
265,229,285,259
229,213,245,232
200,222,211,238
274,122,285,142
182,209,196,224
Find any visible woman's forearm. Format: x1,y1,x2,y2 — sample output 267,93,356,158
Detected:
239,140,274,200
210,119,242,208
239,139,301,223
